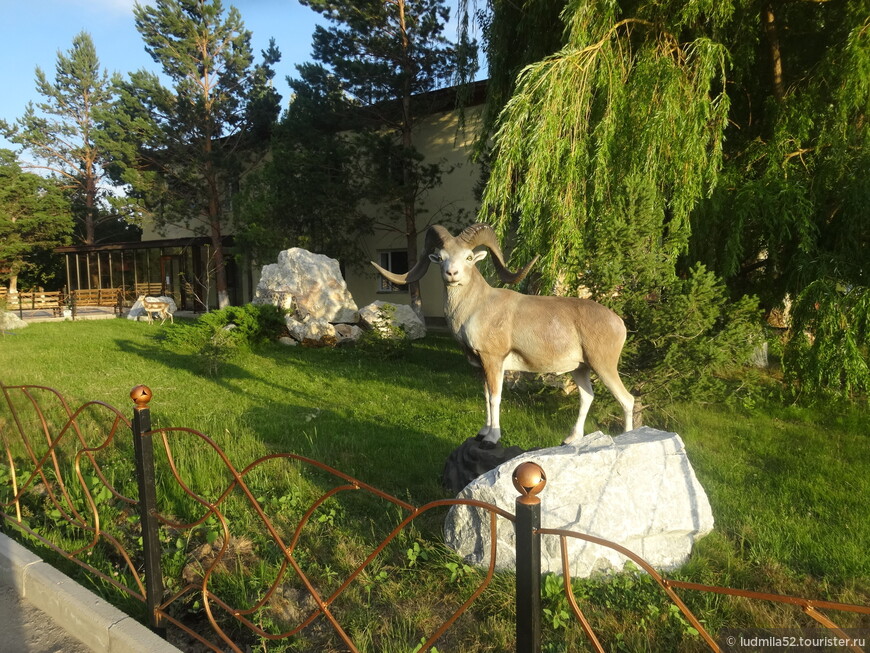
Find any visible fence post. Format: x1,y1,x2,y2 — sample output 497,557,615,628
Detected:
130,385,166,636
513,461,546,653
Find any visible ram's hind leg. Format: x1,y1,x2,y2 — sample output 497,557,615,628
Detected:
563,365,594,445
596,366,634,433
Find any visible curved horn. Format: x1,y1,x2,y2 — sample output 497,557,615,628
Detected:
370,225,453,285
456,223,539,285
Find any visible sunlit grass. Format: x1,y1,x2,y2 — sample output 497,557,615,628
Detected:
1,318,867,651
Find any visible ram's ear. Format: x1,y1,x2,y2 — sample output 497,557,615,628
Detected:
472,251,488,264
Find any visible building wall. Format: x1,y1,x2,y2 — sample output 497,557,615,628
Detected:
343,105,483,320
136,98,485,319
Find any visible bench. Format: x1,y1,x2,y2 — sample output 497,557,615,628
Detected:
133,283,167,299
70,288,123,310
1,290,64,316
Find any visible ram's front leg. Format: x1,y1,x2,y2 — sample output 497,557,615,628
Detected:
476,356,505,447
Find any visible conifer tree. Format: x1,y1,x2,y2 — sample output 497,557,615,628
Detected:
0,32,122,246
301,0,471,318
234,63,372,265
109,0,281,308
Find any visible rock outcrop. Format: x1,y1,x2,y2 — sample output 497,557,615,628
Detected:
444,427,714,577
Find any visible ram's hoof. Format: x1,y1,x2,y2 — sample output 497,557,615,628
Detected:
482,427,502,446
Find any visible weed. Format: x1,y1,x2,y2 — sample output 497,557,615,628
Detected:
355,302,412,358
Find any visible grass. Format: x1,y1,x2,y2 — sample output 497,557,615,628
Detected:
1,317,868,651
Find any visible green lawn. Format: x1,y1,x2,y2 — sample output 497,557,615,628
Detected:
1,318,867,651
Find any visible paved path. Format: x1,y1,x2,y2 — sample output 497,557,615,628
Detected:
0,583,93,653
0,533,180,653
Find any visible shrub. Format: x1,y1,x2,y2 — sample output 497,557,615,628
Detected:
354,303,411,359
612,264,763,409
161,303,287,374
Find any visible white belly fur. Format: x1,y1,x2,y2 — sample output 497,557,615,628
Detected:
502,351,580,374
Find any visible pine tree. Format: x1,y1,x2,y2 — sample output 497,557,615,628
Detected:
301,0,472,318
108,0,281,309
0,32,123,246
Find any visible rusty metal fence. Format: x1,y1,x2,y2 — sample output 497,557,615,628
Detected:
1,381,868,652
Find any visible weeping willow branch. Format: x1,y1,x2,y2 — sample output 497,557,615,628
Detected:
480,11,730,295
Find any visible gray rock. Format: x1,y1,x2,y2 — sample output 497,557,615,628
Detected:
334,323,363,343
358,301,426,340
444,427,714,576
0,311,28,330
255,248,358,323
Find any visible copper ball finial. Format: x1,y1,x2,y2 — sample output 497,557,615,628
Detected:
130,385,153,408
512,461,546,503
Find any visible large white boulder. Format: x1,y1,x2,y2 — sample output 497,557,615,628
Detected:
254,248,358,324
358,301,426,340
444,427,714,577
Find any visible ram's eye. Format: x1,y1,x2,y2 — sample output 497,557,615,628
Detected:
467,254,473,261
432,254,441,262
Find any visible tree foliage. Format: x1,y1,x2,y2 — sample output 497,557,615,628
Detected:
688,1,869,398
0,150,73,291
105,0,281,308
298,0,473,317
784,281,870,400
234,64,372,265
0,32,130,246
473,0,868,401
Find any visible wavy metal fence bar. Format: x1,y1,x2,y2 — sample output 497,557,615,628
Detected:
1,381,868,653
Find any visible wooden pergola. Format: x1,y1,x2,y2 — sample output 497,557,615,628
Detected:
54,236,242,312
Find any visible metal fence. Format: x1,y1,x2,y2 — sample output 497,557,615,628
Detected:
1,381,867,652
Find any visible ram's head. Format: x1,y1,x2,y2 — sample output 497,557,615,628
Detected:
371,224,537,288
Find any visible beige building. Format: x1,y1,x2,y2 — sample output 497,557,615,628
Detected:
344,96,484,321
56,82,486,320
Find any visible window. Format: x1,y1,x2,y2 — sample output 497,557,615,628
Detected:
378,250,409,292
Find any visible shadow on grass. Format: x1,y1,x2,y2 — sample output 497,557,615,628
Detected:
111,336,465,502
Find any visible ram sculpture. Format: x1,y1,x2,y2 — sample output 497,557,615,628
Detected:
371,223,635,446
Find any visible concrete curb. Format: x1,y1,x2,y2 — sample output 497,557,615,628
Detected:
0,531,181,653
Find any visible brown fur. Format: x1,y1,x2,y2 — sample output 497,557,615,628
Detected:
372,224,635,444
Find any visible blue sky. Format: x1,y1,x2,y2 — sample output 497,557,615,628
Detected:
0,0,325,150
